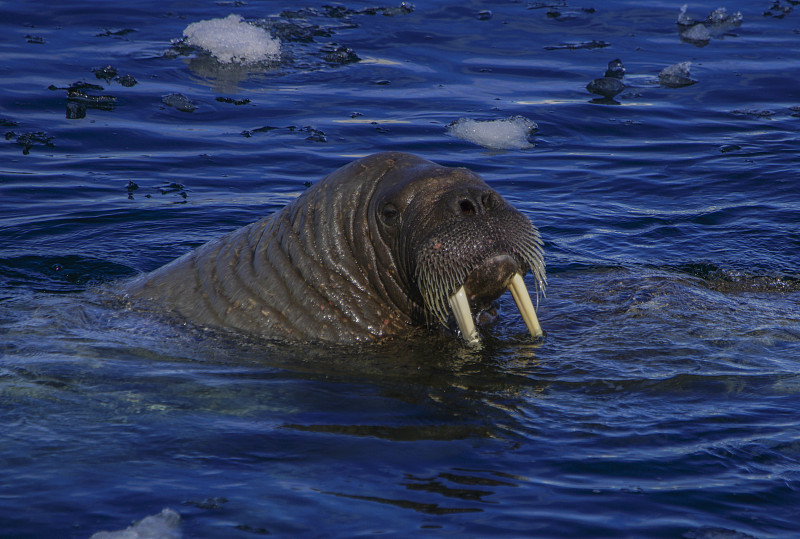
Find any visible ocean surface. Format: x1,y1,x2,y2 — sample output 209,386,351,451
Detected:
2,0,800,537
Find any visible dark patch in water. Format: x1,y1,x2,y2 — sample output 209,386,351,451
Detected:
93,65,118,83
322,43,361,65
96,28,137,38
0,255,136,293
544,39,610,50
675,262,800,293
5,130,54,155
215,96,250,105
162,93,196,113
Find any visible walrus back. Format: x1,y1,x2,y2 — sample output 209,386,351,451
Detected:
121,214,298,337
120,158,410,343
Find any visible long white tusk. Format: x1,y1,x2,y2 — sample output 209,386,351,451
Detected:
508,273,543,338
448,285,480,344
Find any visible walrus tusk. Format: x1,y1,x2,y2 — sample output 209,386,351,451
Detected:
449,273,542,344
448,286,480,344
508,273,543,338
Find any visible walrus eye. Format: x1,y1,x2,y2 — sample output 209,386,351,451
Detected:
381,203,399,225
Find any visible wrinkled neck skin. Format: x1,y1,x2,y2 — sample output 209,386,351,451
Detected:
122,153,419,344
263,153,420,342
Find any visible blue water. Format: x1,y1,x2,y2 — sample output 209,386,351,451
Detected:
2,1,800,537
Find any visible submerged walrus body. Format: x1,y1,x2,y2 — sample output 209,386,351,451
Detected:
122,152,545,344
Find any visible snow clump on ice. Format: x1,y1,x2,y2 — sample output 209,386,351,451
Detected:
183,14,280,64
447,116,538,150
90,508,181,539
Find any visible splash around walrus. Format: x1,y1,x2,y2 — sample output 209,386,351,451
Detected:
121,152,545,344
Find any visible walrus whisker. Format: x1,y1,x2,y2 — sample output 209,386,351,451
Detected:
448,285,480,345
413,211,546,341
508,273,543,338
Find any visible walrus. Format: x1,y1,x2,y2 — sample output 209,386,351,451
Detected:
121,152,545,344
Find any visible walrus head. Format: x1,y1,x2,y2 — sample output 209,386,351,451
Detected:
368,154,546,343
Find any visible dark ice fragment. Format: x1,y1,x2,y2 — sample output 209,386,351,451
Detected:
322,44,360,65
93,65,118,83
604,59,625,79
117,74,138,87
587,77,625,98
162,93,197,113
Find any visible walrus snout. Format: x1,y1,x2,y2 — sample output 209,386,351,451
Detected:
448,188,501,217
413,197,545,344
464,254,520,306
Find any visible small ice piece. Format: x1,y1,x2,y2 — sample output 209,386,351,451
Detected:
659,61,697,88
447,116,538,150
162,93,197,112
681,23,711,43
678,5,742,36
118,74,138,87
90,508,181,539
322,44,360,65
708,7,730,24
677,4,695,26
183,14,280,64
707,7,742,26
587,77,625,98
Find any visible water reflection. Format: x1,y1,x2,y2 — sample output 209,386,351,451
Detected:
322,468,525,516
183,55,274,94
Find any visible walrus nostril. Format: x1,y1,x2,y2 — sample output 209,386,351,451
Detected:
460,199,476,215
481,192,497,210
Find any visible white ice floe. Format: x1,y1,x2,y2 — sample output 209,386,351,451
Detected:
447,116,538,150
183,14,280,64
90,508,181,539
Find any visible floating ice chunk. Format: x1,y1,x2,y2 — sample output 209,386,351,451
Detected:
677,5,742,41
90,508,181,539
587,58,626,99
707,7,743,26
162,93,197,112
604,58,626,79
447,116,538,150
682,23,711,43
587,77,625,98
659,61,697,88
183,14,280,64
677,4,694,26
